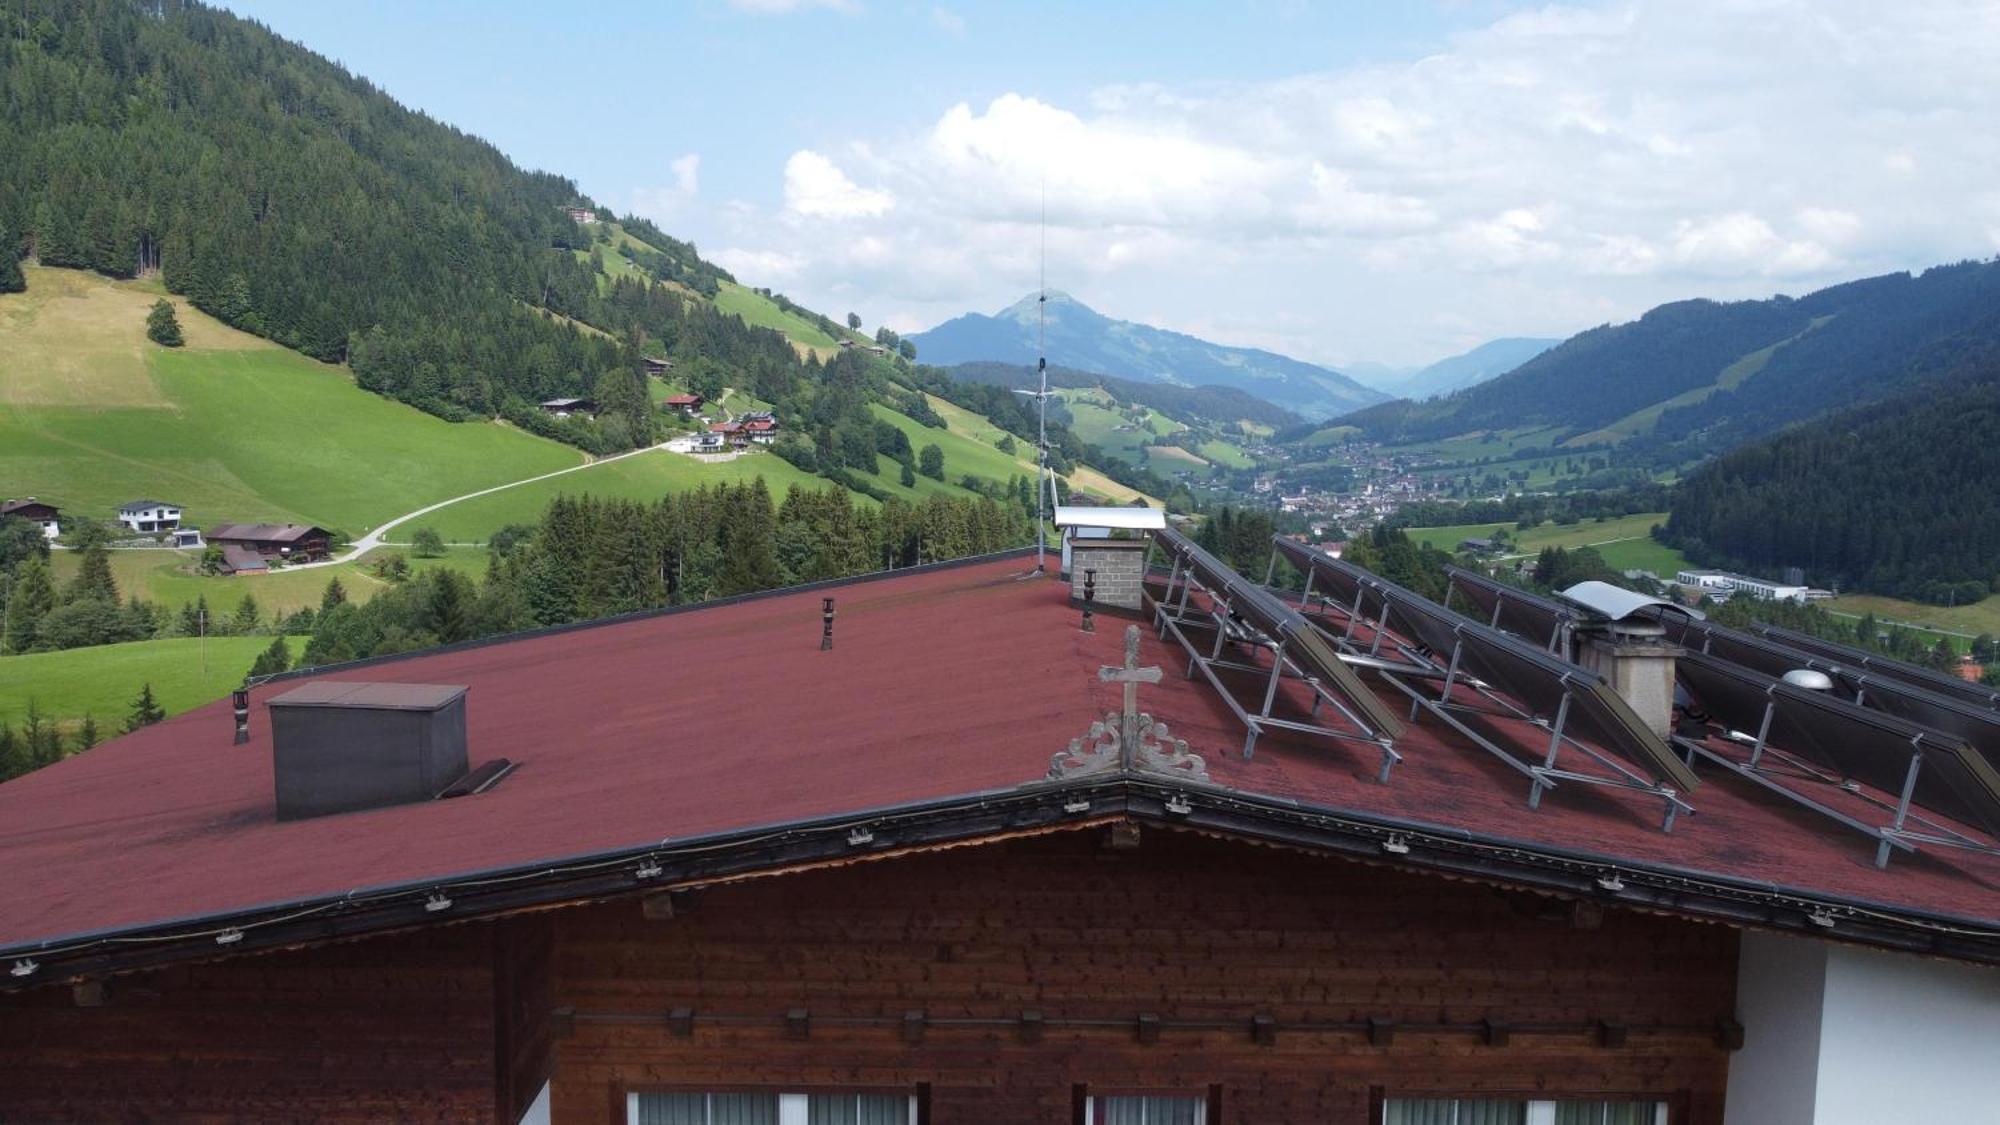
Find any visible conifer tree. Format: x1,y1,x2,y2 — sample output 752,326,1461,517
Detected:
76,714,101,751
248,635,292,677
3,556,55,653
145,298,183,347
65,540,119,605
0,220,23,294
124,683,167,732
320,576,348,612
232,592,261,633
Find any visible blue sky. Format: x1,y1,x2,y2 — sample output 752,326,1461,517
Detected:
233,1,2000,369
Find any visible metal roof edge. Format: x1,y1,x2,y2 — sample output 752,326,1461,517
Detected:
8,771,2000,989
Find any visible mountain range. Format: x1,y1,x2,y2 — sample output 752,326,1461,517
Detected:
908,292,1388,421
1346,337,1560,400
1342,259,2000,464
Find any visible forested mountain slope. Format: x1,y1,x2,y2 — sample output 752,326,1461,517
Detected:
0,1,815,443
910,292,1385,420
946,361,1301,430
1343,259,2000,463
1662,357,2000,604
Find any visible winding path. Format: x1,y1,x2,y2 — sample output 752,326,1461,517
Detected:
292,440,672,569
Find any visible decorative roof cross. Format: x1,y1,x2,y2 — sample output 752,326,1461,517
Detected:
1101,625,1163,767
1048,625,1209,782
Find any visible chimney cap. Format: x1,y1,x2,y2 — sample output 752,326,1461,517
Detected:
1558,580,1704,625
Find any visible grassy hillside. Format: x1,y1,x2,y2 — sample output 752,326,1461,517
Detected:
1404,512,1686,576
48,545,488,619
0,636,269,731
0,267,582,534
714,281,841,357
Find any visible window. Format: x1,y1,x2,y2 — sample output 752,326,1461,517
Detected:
1384,1101,1667,1125
1088,1095,1206,1125
630,1093,914,1125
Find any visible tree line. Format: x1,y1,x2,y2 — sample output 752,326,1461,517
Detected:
0,483,1027,781
1662,359,2000,604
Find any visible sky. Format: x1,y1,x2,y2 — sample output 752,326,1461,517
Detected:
232,0,2000,370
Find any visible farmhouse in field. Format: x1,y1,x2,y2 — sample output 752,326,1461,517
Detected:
4,529,2000,1121
564,206,596,224
641,357,674,377
708,420,749,448
740,412,780,444
662,392,704,415
0,497,59,539
116,499,182,533
538,397,597,418
206,522,332,573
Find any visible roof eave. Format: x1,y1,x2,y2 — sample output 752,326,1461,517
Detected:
7,774,1998,989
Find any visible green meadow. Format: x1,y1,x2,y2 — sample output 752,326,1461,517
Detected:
1403,512,1685,575
0,636,270,731
0,267,581,535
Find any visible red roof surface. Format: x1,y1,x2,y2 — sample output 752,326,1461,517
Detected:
3,554,1999,954
664,394,703,405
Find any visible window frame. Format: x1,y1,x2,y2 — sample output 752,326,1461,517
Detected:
623,1087,922,1125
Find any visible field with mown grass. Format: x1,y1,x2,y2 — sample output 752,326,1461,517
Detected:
48,546,490,618
1403,512,1684,574
0,636,270,731
0,267,582,534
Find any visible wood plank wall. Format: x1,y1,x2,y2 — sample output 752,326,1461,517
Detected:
0,925,500,1121
548,827,1738,1124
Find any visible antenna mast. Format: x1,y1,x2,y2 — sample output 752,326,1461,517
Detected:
1014,182,1056,575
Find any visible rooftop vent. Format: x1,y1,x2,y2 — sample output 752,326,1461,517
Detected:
267,682,469,821
1782,669,1836,692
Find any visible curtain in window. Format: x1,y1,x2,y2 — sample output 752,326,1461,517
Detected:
709,1094,779,1125
1458,1102,1527,1125
1384,1101,1458,1125
1554,1103,1655,1125
1099,1096,1201,1125
1384,1100,1526,1125
636,1094,711,1125
806,1094,907,1125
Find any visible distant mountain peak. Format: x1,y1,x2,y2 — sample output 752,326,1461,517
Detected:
910,293,1387,420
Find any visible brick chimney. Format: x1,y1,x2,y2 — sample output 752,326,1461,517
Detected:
1574,618,1680,738
1069,538,1149,613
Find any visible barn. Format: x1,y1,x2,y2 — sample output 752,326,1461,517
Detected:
1,534,1996,1124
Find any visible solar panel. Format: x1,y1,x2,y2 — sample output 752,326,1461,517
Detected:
1148,528,1407,767
1656,615,2000,774
1675,649,2000,865
1443,566,1579,653
1271,538,1700,827
1750,622,2000,711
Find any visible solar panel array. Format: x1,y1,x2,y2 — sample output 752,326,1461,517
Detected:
1271,538,1700,822
1436,574,2000,865
1443,566,1579,654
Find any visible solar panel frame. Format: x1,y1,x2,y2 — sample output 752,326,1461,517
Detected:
1272,538,1703,814
1443,566,1579,654
1656,614,2000,775
1149,528,1409,761
1751,622,2000,711
1674,649,2000,862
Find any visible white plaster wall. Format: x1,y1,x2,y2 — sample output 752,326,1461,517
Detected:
1724,932,1827,1125
1813,943,2000,1125
1725,931,2000,1124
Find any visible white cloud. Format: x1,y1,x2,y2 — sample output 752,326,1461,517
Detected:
930,6,965,37
697,0,2000,365
671,153,700,197
782,150,894,218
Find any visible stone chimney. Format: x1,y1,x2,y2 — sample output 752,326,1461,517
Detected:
1574,617,1680,738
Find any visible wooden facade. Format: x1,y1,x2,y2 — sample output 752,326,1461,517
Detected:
0,827,1737,1123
